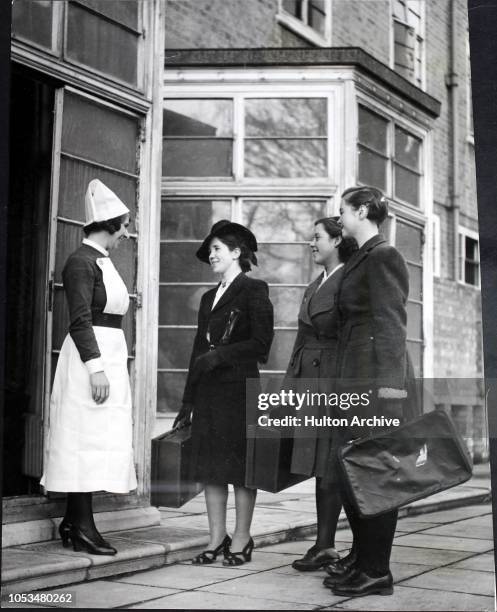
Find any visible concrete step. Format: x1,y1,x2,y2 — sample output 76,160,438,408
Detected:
0,479,490,596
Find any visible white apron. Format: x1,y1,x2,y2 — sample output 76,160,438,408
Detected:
40,257,137,493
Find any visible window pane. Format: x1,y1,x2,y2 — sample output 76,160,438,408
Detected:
66,3,138,86
395,127,421,170
157,372,187,413
407,301,422,339
164,100,233,137
282,0,301,17
245,99,327,137
160,243,213,283
245,139,326,178
59,158,137,233
309,0,326,35
158,328,196,369
254,244,315,284
265,330,298,371
407,341,422,377
55,222,83,283
62,93,139,174
159,286,210,325
465,261,479,286
77,0,138,29
243,200,327,242
269,286,306,327
407,264,422,300
396,222,422,263
358,106,388,153
358,147,387,190
112,235,137,291
12,0,53,49
161,199,231,240
163,139,232,177
394,165,420,207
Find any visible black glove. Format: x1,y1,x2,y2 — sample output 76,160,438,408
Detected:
192,350,224,377
173,402,193,429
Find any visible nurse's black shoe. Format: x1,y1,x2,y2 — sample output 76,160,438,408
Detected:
331,570,394,597
60,521,112,549
69,526,117,555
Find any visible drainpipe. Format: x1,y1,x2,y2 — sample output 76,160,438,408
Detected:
446,0,460,281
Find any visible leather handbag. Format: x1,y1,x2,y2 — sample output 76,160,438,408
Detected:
150,425,203,508
338,409,473,517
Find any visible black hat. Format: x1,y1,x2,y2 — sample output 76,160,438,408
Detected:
196,220,258,264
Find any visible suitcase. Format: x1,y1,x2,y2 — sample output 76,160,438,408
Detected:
339,409,473,517
151,425,203,508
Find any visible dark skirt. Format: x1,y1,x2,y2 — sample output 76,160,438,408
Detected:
190,377,249,486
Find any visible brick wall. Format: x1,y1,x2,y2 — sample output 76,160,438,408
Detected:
331,0,390,65
165,0,308,48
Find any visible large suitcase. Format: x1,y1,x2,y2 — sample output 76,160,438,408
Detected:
339,409,473,517
151,425,203,508
245,425,309,493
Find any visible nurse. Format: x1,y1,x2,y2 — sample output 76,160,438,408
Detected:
41,179,137,556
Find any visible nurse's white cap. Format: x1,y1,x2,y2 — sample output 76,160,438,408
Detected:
84,179,130,227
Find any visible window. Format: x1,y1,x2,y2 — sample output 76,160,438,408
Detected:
163,97,328,180
12,0,59,52
163,99,234,178
432,214,441,278
392,0,424,88
157,197,329,413
278,0,331,46
12,0,143,89
458,227,480,287
358,105,422,208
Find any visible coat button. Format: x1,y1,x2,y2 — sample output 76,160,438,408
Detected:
312,358,320,367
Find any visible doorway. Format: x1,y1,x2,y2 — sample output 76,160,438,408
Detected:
4,68,54,496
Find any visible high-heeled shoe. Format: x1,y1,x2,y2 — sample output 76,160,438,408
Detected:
68,525,117,556
222,537,254,566
192,534,231,564
59,521,112,549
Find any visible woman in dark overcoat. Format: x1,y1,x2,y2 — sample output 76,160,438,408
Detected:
323,186,420,598
174,220,274,566
287,217,358,572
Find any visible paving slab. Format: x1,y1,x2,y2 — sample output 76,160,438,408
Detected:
420,522,493,540
394,520,440,532
402,566,495,597
324,585,495,611
179,551,294,572
32,580,178,608
404,504,492,524
390,545,474,566
200,571,348,607
110,525,207,550
450,552,495,572
1,549,90,582
111,563,253,589
127,590,316,609
393,532,493,553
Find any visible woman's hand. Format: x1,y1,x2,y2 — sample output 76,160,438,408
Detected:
173,402,193,429
90,371,110,404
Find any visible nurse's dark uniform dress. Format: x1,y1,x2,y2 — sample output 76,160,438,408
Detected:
41,238,137,493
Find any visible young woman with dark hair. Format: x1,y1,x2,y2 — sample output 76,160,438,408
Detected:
174,220,274,567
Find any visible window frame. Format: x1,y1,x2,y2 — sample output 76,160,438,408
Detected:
11,0,64,56
458,225,480,288
277,0,332,47
162,90,337,185
357,100,425,212
390,0,426,90
63,0,145,91
432,213,441,278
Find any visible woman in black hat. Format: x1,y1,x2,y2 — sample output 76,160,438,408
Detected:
174,220,274,566
322,186,419,597
288,217,358,572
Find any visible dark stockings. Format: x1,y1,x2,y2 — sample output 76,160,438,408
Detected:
315,478,343,549
64,492,100,538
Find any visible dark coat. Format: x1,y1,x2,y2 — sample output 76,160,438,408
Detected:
183,273,274,486
285,267,343,477
335,233,421,434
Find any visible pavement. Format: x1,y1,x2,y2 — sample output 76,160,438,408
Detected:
1,464,494,610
